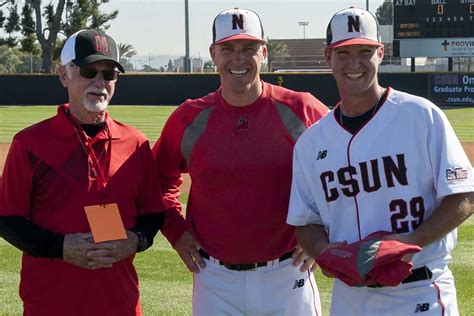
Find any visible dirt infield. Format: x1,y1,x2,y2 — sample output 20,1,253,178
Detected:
0,143,8,177
1,142,473,186
465,141,474,166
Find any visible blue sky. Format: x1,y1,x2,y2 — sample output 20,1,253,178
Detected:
103,0,386,59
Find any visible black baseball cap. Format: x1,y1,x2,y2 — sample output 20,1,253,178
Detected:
60,29,125,72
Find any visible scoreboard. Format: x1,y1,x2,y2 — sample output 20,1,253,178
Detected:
394,0,474,39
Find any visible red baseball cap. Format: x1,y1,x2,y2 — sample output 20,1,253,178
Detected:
316,231,421,287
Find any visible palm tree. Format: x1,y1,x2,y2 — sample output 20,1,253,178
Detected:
118,43,137,60
118,43,137,71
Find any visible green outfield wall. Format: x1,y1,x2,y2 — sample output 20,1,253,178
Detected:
0,72,472,107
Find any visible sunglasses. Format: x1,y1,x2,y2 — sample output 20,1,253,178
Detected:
77,66,119,81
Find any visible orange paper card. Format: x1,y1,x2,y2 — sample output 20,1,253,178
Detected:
84,203,127,243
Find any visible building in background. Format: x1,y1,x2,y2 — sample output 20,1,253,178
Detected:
267,39,327,72
173,56,204,72
266,28,455,73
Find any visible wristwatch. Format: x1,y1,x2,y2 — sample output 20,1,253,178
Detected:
134,230,148,253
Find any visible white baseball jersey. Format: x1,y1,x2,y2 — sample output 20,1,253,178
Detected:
287,87,474,271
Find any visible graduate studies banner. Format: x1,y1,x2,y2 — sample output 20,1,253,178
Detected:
429,73,474,107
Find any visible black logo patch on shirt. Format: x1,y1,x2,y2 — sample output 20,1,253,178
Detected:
236,116,249,132
446,167,468,181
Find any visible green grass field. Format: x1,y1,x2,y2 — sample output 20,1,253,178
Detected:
0,106,473,315
0,105,177,144
444,108,474,141
0,106,472,143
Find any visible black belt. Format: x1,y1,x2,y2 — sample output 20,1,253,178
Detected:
367,266,433,288
198,249,293,271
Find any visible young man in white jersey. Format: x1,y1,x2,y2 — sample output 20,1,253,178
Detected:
287,7,474,315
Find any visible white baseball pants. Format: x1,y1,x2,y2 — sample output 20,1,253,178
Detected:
192,256,321,316
329,268,458,315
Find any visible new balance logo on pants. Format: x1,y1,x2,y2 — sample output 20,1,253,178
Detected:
293,279,305,289
414,303,430,313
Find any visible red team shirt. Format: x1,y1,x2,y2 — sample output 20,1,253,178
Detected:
154,82,328,263
0,104,161,315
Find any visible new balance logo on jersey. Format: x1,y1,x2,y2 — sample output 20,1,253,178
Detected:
316,150,327,160
292,279,305,289
414,303,430,313
446,167,468,181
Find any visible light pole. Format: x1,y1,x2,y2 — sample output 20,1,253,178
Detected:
148,53,153,68
366,0,369,10
298,21,309,39
184,0,191,72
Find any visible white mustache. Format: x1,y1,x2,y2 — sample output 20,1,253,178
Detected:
86,88,109,98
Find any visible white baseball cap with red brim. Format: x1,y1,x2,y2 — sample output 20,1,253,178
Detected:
212,8,266,45
326,7,383,48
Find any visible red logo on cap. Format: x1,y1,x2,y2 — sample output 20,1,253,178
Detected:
94,35,109,55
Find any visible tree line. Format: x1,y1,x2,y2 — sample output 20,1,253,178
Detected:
0,1,471,73
0,0,117,73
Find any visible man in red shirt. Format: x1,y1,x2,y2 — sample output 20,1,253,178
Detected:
153,8,328,315
0,29,163,315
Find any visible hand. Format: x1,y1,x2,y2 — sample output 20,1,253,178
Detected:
291,244,317,272
316,240,348,278
382,233,419,263
63,233,116,269
86,230,139,267
174,231,206,273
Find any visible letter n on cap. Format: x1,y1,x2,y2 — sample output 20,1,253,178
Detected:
95,35,110,55
232,14,244,30
347,16,360,33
